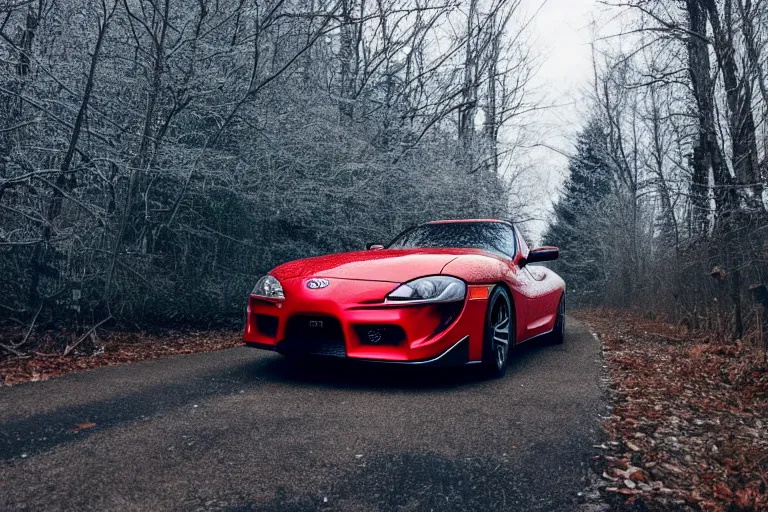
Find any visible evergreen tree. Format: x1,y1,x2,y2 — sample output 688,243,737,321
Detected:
543,119,612,304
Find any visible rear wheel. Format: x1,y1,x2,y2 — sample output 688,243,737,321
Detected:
482,286,513,378
548,293,566,345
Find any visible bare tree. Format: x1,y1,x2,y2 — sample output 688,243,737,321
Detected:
0,0,543,352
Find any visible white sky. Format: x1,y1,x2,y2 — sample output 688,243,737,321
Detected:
515,0,614,242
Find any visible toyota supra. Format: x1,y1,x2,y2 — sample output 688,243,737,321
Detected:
243,219,565,377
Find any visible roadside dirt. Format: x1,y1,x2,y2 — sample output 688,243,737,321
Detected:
0,328,241,386
574,308,768,512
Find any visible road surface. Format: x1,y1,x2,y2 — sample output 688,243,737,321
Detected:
0,318,604,511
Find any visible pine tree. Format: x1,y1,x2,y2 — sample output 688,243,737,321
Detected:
543,119,612,304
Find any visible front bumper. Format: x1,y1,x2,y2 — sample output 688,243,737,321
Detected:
242,277,489,365
245,335,473,367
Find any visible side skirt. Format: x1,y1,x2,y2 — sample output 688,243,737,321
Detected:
517,326,555,346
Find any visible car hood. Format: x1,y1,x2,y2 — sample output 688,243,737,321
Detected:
270,248,484,283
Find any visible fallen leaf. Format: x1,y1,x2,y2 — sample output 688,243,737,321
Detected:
662,463,683,474
735,488,755,508
712,482,732,500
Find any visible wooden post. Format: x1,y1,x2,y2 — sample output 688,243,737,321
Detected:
748,284,768,362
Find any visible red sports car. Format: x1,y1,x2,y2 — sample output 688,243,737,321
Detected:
243,219,565,377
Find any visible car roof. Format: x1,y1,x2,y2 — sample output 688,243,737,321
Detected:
424,219,510,225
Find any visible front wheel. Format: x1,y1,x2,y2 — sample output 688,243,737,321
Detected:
481,286,513,378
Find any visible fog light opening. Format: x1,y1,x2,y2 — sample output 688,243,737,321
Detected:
367,329,383,344
354,324,406,346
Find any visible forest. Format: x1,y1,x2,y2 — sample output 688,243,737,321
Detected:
546,0,768,344
0,0,540,338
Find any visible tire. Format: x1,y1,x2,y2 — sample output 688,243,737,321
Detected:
548,293,566,345
481,286,514,378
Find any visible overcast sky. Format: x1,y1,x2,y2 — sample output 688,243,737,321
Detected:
516,0,615,241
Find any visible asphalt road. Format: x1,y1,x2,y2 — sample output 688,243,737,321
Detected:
0,318,604,512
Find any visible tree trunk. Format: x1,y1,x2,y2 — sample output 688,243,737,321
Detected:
30,3,114,310
339,0,356,120
703,0,761,189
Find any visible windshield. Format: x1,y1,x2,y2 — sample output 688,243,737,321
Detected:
387,222,517,258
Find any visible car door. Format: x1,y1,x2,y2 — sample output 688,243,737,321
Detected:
512,228,554,340
484,224,533,344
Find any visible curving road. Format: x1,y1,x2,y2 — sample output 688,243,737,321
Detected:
0,318,604,511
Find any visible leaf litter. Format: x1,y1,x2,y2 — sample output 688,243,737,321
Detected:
1,329,241,386
575,308,768,511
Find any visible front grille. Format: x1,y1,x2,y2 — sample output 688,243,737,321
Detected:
280,315,346,357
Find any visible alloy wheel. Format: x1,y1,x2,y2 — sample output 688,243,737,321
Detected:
482,287,513,377
491,296,511,369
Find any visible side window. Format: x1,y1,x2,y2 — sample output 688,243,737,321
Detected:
488,224,517,258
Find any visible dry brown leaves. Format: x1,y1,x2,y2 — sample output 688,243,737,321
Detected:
574,308,768,512
0,328,242,386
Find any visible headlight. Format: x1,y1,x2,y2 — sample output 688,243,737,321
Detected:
251,275,284,299
386,276,466,303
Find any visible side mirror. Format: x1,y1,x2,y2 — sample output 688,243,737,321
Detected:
522,246,559,266
366,243,385,250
